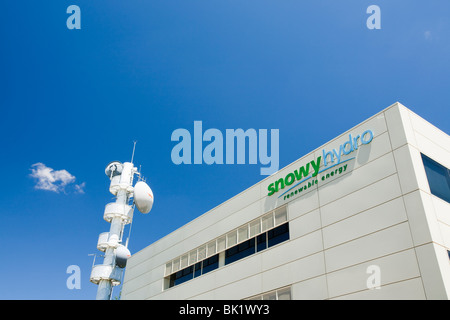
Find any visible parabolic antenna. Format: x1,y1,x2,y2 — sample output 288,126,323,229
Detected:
134,181,154,214
115,244,131,268
105,161,123,178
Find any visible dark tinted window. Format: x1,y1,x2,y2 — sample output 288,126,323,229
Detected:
256,233,267,252
268,223,290,247
194,262,202,278
169,256,219,288
225,238,256,265
170,265,193,287
202,254,219,275
422,154,450,203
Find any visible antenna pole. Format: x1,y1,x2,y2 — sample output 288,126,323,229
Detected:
91,156,153,300
90,161,137,300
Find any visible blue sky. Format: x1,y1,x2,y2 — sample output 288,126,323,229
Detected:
1,0,449,299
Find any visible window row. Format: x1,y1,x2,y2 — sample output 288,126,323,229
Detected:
164,206,288,277
245,286,292,300
165,222,290,289
225,223,289,265
167,254,220,288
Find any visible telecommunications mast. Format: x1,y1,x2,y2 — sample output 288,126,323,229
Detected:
90,144,154,300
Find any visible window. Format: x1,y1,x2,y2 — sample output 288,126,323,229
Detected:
180,254,188,269
268,223,289,247
238,226,249,243
189,250,197,265
261,212,274,232
169,265,193,287
249,220,261,237
421,154,450,203
227,230,237,247
207,240,216,257
173,257,180,273
202,254,219,275
256,233,267,252
245,286,292,300
225,238,256,265
217,236,226,252
276,287,292,300
194,262,202,278
198,245,206,261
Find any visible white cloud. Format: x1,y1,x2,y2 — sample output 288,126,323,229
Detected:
30,163,85,194
74,182,86,194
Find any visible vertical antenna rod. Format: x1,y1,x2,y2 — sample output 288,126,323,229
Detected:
131,141,137,164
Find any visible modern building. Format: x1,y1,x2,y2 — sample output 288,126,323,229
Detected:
121,102,450,300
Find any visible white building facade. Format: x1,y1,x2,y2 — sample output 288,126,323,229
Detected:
121,102,450,300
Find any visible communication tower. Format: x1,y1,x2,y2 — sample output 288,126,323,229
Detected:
90,147,153,300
